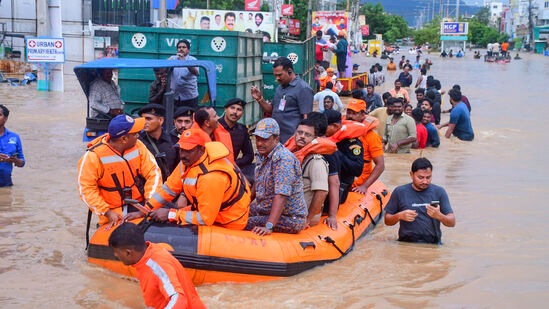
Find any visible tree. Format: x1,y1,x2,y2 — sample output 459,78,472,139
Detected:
472,6,490,26
413,18,440,47
359,3,411,42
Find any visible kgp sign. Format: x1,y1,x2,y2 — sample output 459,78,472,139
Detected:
26,37,65,63
440,22,468,35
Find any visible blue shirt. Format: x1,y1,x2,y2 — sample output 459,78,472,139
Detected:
424,122,440,147
0,128,25,187
169,54,199,100
449,102,474,141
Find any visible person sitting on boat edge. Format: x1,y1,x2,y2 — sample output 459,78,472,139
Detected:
284,117,336,227
324,109,364,204
143,128,251,230
306,112,342,230
384,157,455,244
77,115,162,230
245,118,308,236
109,222,206,309
344,99,385,195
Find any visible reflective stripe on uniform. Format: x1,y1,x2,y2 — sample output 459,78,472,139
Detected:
196,212,205,225
183,177,197,186
185,212,193,224
145,258,178,306
161,183,177,197
152,191,169,205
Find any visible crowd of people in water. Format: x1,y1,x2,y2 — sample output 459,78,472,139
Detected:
3,38,471,307
77,39,466,305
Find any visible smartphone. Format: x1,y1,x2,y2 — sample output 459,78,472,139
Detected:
430,201,440,206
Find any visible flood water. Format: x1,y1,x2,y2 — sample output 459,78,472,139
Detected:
0,52,548,308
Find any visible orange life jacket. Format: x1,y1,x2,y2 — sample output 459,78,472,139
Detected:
319,75,337,92
284,136,337,164
150,142,250,229
328,120,372,143
78,134,162,225
191,123,235,164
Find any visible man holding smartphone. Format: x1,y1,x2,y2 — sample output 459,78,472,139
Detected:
384,157,455,244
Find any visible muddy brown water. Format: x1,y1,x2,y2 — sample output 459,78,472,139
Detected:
0,52,548,308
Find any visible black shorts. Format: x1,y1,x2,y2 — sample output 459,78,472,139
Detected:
337,56,346,73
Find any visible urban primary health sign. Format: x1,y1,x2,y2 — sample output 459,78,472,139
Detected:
25,37,66,63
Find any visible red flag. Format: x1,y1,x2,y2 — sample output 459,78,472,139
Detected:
281,4,294,16
245,0,261,11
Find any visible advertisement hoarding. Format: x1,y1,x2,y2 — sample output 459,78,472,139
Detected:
288,19,301,36
181,9,275,42
440,22,468,35
311,11,348,37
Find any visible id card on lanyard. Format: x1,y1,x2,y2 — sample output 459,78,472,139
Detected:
278,95,286,111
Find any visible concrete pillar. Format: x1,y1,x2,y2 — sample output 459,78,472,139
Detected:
48,0,63,92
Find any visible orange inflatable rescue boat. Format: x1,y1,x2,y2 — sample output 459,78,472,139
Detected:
87,181,390,285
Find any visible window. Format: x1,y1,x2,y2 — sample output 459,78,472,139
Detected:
92,0,151,26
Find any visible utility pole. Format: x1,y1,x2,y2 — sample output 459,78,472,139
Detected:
159,0,166,27
528,0,534,46
456,0,459,20
307,0,312,39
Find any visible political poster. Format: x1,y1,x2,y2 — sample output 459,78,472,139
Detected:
288,19,301,36
311,11,348,38
181,9,275,42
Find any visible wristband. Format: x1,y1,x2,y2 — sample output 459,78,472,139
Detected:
168,209,178,223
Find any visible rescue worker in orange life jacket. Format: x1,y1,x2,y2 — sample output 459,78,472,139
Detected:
143,128,251,230
77,115,162,230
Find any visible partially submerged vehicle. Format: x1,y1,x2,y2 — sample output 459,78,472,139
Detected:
74,57,217,141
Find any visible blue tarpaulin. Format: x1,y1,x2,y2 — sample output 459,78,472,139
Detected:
151,0,179,9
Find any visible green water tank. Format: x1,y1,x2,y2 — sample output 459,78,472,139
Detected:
117,26,263,125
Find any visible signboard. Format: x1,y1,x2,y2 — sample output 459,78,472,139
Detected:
440,36,468,41
311,11,348,37
440,22,468,35
181,9,275,42
282,5,294,16
361,25,370,36
25,37,65,63
245,0,261,11
358,15,366,27
288,19,300,36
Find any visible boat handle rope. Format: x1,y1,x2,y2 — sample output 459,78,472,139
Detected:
318,235,346,256
360,205,377,226
299,241,316,250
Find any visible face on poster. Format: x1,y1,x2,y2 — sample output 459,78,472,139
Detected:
182,9,276,42
311,11,348,38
